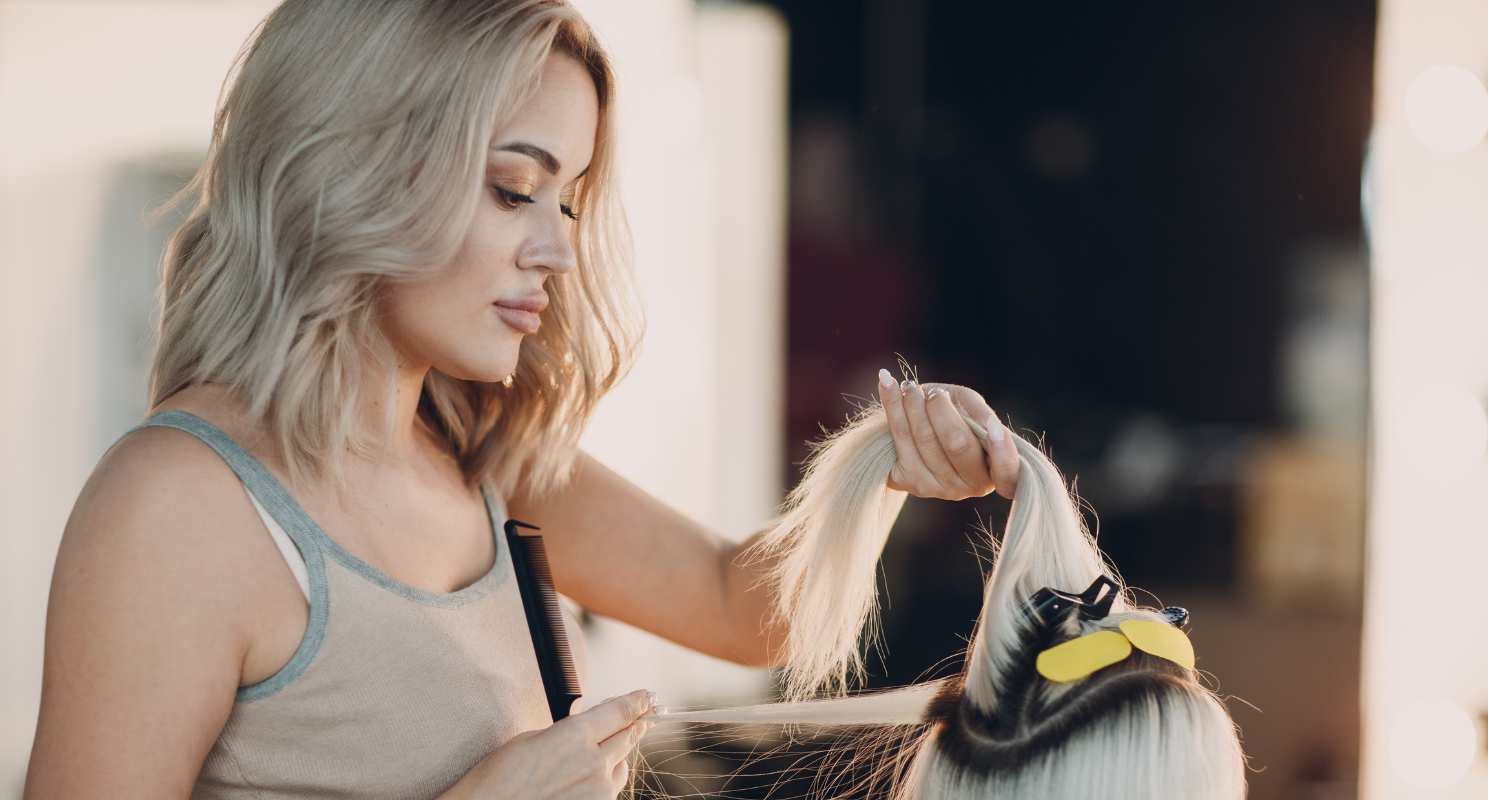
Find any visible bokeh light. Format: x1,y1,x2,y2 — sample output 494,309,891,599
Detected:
1404,65,1488,153
1385,701,1482,789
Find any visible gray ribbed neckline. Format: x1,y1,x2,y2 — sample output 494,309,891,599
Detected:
132,410,505,609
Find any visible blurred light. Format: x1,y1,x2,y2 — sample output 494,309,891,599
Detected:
1025,113,1095,180
1369,6,1488,799
1400,384,1488,475
1385,701,1482,789
1404,65,1488,153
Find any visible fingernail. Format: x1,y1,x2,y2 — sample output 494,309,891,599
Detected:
878,368,895,390
989,421,1005,442
927,387,943,399
646,690,659,708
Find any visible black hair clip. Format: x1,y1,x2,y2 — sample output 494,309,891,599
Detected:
1159,606,1189,628
1025,574,1119,627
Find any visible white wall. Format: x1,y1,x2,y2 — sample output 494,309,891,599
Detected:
2,5,288,794
1365,1,1488,797
564,0,788,710
0,0,787,794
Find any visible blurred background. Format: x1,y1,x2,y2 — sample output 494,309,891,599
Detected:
2,0,1485,798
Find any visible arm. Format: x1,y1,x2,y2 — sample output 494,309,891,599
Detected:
24,430,257,798
507,450,910,668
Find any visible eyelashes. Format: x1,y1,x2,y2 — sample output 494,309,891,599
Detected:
490,184,581,222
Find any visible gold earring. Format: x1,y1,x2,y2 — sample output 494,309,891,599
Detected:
501,374,514,388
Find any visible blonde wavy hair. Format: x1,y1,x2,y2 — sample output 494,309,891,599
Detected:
147,0,643,499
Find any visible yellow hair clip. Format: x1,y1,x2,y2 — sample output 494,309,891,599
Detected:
1035,618,1196,684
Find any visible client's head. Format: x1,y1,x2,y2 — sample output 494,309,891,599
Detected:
714,401,1248,800
894,433,1246,799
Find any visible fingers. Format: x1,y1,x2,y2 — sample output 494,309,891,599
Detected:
596,717,650,768
941,384,1020,500
946,385,996,434
597,710,654,796
877,369,931,493
878,370,1021,501
610,752,632,794
902,383,970,497
923,388,986,497
986,418,1021,500
565,689,653,746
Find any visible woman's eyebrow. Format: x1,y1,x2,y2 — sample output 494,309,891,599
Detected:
489,140,589,180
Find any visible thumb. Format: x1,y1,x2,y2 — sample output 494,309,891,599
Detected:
987,419,1020,499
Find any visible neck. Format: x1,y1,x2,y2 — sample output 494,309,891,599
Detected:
355,355,437,466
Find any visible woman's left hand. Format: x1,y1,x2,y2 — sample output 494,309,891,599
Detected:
876,369,1021,501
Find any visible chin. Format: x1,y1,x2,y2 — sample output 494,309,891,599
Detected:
439,370,515,386
434,354,519,384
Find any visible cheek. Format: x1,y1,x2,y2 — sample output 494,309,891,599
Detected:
377,271,519,378
379,284,431,351
464,206,523,265
380,278,474,351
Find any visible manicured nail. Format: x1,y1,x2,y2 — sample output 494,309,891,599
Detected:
879,368,895,390
988,419,1005,442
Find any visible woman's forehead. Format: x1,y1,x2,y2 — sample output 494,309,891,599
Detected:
489,55,597,179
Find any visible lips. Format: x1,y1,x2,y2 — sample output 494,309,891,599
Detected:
494,303,541,334
495,292,549,314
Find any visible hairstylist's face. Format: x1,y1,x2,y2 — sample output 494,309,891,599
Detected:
380,52,596,382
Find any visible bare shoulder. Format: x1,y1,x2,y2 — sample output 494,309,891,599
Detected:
74,387,262,569
53,383,295,673
58,390,273,647
27,391,273,795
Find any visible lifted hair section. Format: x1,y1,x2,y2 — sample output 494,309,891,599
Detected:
711,380,1247,799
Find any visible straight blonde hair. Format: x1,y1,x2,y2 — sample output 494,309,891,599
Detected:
147,0,643,498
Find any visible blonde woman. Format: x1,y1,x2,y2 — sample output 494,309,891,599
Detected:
22,2,1017,798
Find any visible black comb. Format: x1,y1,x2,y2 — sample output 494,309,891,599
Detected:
504,518,582,722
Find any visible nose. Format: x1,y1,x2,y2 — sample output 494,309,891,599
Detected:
516,212,579,276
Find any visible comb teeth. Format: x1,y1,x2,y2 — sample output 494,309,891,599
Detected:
525,543,582,692
504,518,584,721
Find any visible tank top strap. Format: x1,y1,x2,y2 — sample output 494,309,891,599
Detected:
126,410,327,562
123,409,331,702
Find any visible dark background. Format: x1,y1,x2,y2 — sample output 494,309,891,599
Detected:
765,2,1375,798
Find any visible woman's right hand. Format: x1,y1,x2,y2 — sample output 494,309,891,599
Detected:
445,689,657,799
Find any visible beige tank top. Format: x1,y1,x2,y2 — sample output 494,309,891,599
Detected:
125,410,589,799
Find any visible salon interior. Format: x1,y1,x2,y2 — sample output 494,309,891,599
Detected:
2,1,1486,798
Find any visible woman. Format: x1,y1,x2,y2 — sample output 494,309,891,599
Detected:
23,2,1017,798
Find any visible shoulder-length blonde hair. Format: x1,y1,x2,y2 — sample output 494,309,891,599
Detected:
148,0,643,500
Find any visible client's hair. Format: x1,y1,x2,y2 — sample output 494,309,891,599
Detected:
650,397,1248,799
